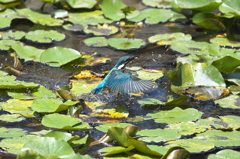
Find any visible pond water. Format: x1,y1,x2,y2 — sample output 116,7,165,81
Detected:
1,0,240,159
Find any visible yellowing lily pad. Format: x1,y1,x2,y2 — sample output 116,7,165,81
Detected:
79,54,110,67
148,32,192,45
0,114,25,122
84,24,118,36
182,86,230,101
70,80,100,96
0,99,35,117
214,95,240,109
108,38,146,50
25,30,65,43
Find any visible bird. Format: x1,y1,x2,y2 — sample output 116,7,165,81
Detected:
91,56,157,94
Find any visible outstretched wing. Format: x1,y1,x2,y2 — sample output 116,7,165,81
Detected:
106,70,157,93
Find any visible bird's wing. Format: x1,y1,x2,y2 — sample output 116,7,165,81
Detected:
106,70,157,93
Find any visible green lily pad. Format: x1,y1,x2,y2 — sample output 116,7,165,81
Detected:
96,123,132,133
21,137,76,157
208,149,240,159
142,0,172,8
148,32,192,45
99,0,126,21
67,0,97,9
15,8,64,26
214,94,240,109
0,17,11,29
194,130,240,147
219,0,240,17
42,114,90,130
40,46,82,67
128,8,174,24
137,128,181,142
146,107,203,124
84,25,118,36
25,30,65,43
168,122,207,136
0,127,26,138
166,138,215,153
137,95,189,107
7,90,36,100
210,37,240,48
31,98,68,113
108,38,146,50
53,9,68,19
0,135,38,154
1,31,25,40
45,131,78,142
0,39,19,51
212,56,240,72
192,12,225,30
12,43,44,62
0,114,25,122
1,99,35,117
63,23,84,31
32,86,56,98
70,80,100,97
83,37,108,47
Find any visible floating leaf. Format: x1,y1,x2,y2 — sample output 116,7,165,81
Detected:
1,31,25,40
218,115,240,130
12,43,44,62
219,0,240,17
53,9,68,18
210,37,240,48
0,17,12,29
142,0,172,8
128,8,174,24
32,86,56,98
67,0,97,9
0,39,19,51
0,127,26,138
25,30,65,43
63,23,84,31
147,107,203,124
84,25,118,36
108,38,146,50
40,46,82,67
148,32,192,45
31,98,68,113
99,0,126,21
208,149,240,159
83,37,108,47
182,86,230,101
137,128,181,142
0,114,25,122
1,99,35,117
96,123,132,133
166,138,215,153
70,80,100,96
214,94,240,109
194,130,240,147
212,56,240,72
42,114,90,130
0,135,38,154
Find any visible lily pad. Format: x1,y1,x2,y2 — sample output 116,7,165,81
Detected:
0,17,12,29
84,25,118,36
166,138,215,153
0,135,38,154
142,0,172,8
42,114,90,130
0,114,25,122
146,107,203,124
31,98,68,113
66,0,97,9
0,127,26,138
32,86,56,98
210,37,240,48
219,0,240,17
53,9,68,19
0,39,19,51
25,30,65,43
83,37,108,47
12,43,44,62
108,38,146,50
137,128,181,142
194,130,240,147
40,46,82,67
214,94,240,109
1,99,35,117
99,0,126,21
148,32,192,45
128,8,174,24
1,31,25,40
208,149,240,159
96,123,132,133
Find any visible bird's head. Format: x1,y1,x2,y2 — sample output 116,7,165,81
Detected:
115,56,137,70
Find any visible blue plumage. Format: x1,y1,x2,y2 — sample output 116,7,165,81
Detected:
91,56,157,94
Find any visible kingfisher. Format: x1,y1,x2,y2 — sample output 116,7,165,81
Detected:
91,56,157,94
